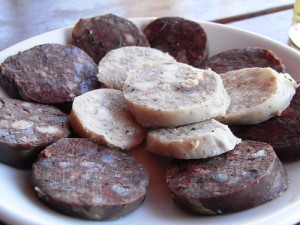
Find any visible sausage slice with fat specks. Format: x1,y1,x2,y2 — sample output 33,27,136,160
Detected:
217,67,298,125
230,87,300,161
31,138,149,220
72,14,149,64
203,47,285,74
0,98,70,169
144,17,208,68
146,119,241,159
0,43,99,108
97,46,176,90
166,140,288,215
70,89,146,150
123,62,230,127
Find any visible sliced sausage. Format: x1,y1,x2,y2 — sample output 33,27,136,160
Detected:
0,43,99,107
217,67,298,125
97,46,176,90
230,87,300,161
166,140,288,215
0,98,70,169
143,17,208,67
72,14,149,63
203,47,286,74
70,89,146,150
123,62,230,127
31,138,149,220
289,82,300,111
146,119,241,159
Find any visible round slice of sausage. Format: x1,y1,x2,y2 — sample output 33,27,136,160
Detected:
166,140,288,215
231,108,300,161
143,17,208,68
31,138,149,220
97,46,176,90
217,67,298,125
70,89,146,150
72,14,149,63
146,119,241,159
0,43,99,106
0,98,70,169
230,87,300,161
123,62,230,127
203,47,286,74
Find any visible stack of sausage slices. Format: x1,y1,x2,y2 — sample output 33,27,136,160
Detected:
0,13,299,220
70,14,298,216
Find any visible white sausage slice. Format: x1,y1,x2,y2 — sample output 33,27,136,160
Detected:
146,119,241,159
217,67,299,125
123,62,231,127
97,46,176,90
70,89,146,150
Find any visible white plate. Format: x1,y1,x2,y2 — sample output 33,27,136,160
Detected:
0,17,300,225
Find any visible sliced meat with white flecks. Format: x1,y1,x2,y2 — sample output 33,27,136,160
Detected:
72,14,149,63
0,43,99,107
123,62,231,127
70,89,146,150
144,17,208,68
32,138,149,220
217,67,298,125
0,98,70,169
230,86,300,161
203,47,286,73
166,140,288,214
97,46,176,90
146,119,241,159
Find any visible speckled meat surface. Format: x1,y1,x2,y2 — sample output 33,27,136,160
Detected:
31,138,149,220
289,84,300,111
166,140,288,214
72,14,149,63
0,43,99,105
230,87,300,161
203,47,285,74
143,17,208,68
0,98,70,169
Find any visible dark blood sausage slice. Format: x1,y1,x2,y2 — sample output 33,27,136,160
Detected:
72,14,150,63
166,140,288,215
31,138,149,220
289,82,300,111
143,17,208,68
230,87,300,161
0,98,70,169
0,43,99,106
203,47,285,74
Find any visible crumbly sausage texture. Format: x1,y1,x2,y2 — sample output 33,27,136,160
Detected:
97,46,176,90
146,119,241,159
166,140,288,215
72,14,149,63
0,43,99,104
217,67,298,125
70,89,146,150
123,62,230,127
31,138,149,220
144,17,208,67
0,98,70,169
203,47,286,74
